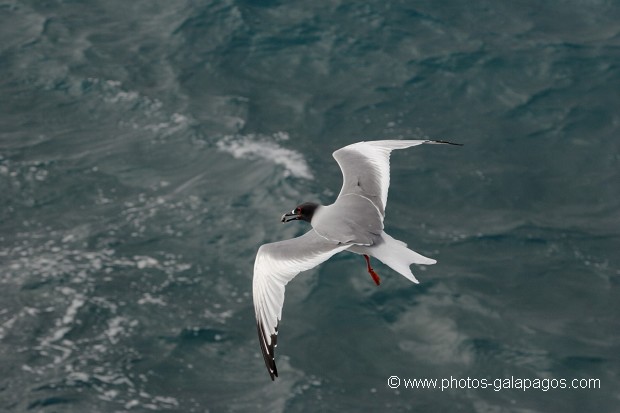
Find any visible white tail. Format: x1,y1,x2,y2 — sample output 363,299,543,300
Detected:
369,232,436,283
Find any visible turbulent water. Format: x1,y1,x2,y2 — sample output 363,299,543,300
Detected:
1,1,619,412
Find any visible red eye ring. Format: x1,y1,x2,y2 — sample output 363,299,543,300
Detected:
296,207,301,213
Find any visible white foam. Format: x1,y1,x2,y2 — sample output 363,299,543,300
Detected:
217,133,313,179
0,315,18,340
62,295,85,324
134,256,159,269
138,293,167,306
105,316,126,344
152,396,179,406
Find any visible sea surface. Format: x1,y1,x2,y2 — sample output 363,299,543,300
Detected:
1,1,619,412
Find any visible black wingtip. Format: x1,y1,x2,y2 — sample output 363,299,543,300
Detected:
429,139,464,146
257,321,279,381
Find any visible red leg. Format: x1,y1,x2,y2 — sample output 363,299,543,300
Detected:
363,254,381,286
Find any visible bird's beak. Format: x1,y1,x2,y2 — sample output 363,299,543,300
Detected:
281,210,300,223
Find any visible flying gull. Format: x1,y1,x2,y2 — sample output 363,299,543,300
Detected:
253,139,461,380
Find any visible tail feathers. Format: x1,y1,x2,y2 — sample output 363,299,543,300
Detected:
371,232,436,283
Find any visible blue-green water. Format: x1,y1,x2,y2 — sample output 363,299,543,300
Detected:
1,1,619,412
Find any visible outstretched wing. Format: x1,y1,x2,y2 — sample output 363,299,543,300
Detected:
253,229,349,380
332,140,460,217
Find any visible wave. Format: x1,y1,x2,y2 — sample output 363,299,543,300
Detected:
216,132,314,179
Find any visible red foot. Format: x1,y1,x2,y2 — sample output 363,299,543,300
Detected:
363,254,381,286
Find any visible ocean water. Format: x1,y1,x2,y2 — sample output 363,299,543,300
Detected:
1,1,619,412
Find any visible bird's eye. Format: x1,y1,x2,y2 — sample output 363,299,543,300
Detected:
295,208,301,213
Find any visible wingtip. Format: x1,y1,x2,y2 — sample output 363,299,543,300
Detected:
257,321,279,381
427,139,464,146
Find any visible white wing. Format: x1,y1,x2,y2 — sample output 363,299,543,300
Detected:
253,229,349,380
332,140,460,217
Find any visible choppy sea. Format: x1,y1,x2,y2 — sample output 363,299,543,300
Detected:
1,1,619,412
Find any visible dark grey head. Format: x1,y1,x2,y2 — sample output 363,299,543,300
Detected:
281,202,319,223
